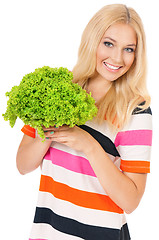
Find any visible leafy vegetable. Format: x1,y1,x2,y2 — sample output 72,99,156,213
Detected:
3,66,98,140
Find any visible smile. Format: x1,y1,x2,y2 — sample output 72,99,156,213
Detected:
103,62,122,72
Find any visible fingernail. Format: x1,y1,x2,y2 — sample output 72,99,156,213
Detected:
50,131,54,134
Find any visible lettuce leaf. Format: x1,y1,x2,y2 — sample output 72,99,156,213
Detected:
3,66,98,140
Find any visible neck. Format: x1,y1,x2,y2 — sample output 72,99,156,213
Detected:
86,75,112,102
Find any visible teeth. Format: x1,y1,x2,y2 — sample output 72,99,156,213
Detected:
104,62,120,70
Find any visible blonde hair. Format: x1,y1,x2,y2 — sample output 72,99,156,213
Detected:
72,4,151,129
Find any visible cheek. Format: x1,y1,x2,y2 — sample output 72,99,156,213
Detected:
96,48,103,62
124,54,135,69
96,45,108,62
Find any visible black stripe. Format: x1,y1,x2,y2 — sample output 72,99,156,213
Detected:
132,106,152,115
120,223,131,240
132,102,152,115
34,207,125,240
79,125,120,157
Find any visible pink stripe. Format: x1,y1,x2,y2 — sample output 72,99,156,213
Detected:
114,130,152,147
29,239,47,240
44,147,96,177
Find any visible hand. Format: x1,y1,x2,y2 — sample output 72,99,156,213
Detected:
42,125,95,153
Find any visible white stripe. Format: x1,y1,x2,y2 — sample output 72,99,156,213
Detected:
121,114,152,132
36,191,124,229
35,129,38,138
50,142,87,159
117,145,151,161
29,223,82,240
42,159,107,195
122,214,127,225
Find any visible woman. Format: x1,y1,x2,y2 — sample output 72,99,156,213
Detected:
17,4,152,240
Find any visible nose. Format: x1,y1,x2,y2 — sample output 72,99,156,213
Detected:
111,48,123,64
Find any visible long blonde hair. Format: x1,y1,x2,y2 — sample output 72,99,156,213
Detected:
72,4,151,129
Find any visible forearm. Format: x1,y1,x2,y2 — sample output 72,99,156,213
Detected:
84,140,144,214
16,136,51,175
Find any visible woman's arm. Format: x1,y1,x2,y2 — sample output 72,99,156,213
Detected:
44,125,147,214
16,134,51,175
84,140,147,214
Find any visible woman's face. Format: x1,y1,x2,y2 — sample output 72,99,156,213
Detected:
96,23,137,82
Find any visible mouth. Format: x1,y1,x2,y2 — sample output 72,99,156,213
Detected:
103,62,122,72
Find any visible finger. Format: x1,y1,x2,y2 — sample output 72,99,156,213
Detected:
43,126,59,131
44,129,66,138
45,132,65,140
44,130,56,138
45,137,54,141
46,136,67,144
58,125,74,131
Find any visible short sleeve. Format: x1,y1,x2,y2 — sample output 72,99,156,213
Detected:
114,107,152,173
21,125,36,138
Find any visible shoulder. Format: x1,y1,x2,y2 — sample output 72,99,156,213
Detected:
122,102,152,132
130,101,152,130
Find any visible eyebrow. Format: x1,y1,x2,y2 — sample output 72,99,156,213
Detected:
104,37,136,47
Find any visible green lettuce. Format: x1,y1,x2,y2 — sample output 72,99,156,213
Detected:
3,66,98,140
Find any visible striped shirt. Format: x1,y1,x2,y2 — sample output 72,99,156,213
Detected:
21,106,152,240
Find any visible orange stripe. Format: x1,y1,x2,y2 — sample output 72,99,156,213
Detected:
120,160,150,173
21,125,36,138
39,175,123,214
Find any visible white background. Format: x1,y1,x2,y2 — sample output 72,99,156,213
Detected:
0,0,158,239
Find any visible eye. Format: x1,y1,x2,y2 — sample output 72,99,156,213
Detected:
124,47,135,53
103,41,113,48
